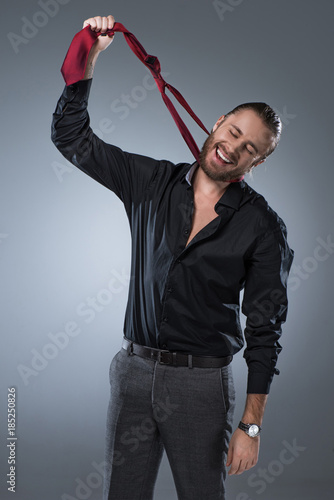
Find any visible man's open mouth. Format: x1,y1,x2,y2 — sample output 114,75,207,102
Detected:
216,146,233,165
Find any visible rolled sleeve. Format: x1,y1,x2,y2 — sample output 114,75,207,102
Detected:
242,223,294,394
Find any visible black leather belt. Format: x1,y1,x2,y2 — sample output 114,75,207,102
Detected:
122,338,232,369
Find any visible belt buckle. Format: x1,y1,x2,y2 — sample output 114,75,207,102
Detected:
127,341,134,356
158,350,170,365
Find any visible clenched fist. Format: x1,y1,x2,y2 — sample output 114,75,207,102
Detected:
82,15,116,79
83,15,115,53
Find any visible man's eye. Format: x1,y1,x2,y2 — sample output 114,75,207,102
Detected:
230,130,237,138
246,147,255,155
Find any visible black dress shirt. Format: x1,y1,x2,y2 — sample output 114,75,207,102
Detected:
51,78,294,394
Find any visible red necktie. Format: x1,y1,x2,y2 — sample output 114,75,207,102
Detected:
60,23,243,182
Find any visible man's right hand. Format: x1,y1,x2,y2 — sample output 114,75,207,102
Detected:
83,15,115,52
82,15,115,79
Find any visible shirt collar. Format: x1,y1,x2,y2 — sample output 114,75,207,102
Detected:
218,181,245,210
183,162,244,211
185,162,198,186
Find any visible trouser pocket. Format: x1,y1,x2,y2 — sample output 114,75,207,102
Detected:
219,364,236,418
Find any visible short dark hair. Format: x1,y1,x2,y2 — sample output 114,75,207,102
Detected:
224,102,282,160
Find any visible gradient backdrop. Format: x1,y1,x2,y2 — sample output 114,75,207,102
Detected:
1,1,333,499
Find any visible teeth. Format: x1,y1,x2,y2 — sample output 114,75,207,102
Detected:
217,147,232,163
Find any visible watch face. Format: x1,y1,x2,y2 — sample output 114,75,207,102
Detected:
248,425,260,437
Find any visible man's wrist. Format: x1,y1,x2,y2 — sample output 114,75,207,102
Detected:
83,50,100,80
241,393,268,426
238,421,261,438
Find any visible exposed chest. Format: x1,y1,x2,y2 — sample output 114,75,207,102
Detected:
185,199,219,247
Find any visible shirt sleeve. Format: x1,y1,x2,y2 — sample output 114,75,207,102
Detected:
241,223,294,394
51,78,161,214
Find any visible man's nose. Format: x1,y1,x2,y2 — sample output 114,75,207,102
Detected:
226,144,239,161
230,139,244,157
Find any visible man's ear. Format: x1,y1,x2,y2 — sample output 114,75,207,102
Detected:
252,158,266,168
212,115,225,132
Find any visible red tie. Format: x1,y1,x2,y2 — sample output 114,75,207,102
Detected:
60,23,244,182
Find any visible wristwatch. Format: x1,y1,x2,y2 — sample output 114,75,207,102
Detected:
238,421,261,438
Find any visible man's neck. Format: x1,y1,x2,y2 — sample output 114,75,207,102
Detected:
192,165,229,201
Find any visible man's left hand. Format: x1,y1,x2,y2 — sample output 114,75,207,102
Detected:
226,428,260,475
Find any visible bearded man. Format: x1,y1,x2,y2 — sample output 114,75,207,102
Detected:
51,14,294,500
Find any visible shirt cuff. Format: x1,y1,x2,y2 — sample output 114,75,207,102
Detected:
63,78,93,103
247,368,279,394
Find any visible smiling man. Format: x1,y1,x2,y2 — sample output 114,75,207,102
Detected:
51,14,294,500
200,106,277,182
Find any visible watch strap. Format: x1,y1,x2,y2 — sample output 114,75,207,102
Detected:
238,421,262,434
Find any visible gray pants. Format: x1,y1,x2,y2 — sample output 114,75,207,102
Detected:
103,346,236,500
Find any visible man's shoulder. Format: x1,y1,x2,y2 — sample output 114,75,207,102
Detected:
239,181,288,235
146,158,192,185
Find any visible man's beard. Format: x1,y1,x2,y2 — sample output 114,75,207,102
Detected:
199,134,247,182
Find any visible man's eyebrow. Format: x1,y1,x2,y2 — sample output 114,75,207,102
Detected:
231,124,259,154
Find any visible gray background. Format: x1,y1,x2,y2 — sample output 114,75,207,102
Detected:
1,0,333,499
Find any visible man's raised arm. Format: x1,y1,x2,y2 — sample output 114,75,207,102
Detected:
51,15,163,210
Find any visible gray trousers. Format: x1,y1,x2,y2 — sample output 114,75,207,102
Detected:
103,346,236,500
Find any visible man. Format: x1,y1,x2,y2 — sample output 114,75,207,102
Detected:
51,15,294,500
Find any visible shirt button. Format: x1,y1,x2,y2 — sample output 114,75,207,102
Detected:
176,258,181,264
162,344,168,349
184,228,189,235
167,287,173,293
163,316,168,322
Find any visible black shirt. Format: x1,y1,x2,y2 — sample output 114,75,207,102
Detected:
51,78,294,394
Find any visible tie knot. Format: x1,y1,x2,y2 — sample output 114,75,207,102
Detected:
153,74,166,93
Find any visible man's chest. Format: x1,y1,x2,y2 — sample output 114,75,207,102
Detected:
130,189,257,296
131,177,256,266
185,202,219,247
